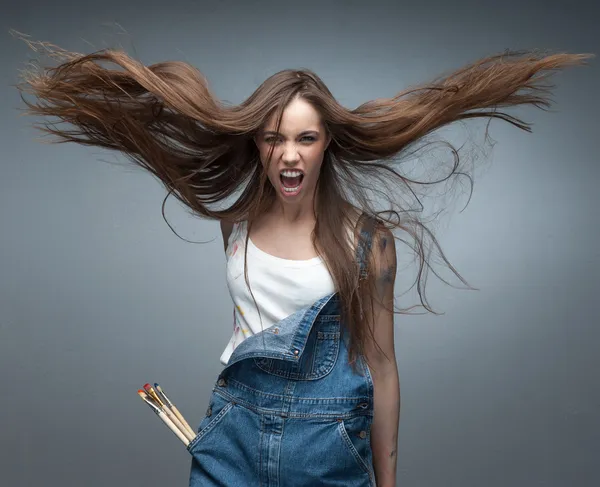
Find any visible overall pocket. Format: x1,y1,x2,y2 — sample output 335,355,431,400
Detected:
254,318,341,380
187,390,235,453
337,414,375,479
279,414,375,486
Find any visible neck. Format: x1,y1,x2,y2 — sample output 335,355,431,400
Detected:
273,189,318,225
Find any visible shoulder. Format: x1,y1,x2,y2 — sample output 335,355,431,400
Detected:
357,213,397,280
352,211,394,249
346,209,396,271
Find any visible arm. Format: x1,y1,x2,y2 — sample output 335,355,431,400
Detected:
365,226,400,487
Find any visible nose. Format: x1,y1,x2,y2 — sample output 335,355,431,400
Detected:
281,142,300,165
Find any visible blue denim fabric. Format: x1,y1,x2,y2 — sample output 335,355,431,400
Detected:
188,219,378,486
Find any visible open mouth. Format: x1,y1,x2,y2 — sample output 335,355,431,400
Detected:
279,169,304,193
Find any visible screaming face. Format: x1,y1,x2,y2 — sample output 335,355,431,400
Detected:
255,97,331,205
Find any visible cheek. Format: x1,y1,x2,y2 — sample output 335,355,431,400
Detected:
258,144,281,162
257,146,276,170
306,152,325,176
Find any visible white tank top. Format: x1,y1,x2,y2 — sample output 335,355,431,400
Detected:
219,220,336,365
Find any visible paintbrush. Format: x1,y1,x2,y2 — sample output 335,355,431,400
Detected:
137,390,189,446
154,382,196,438
143,383,195,442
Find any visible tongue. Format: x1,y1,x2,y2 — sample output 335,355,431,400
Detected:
282,175,302,188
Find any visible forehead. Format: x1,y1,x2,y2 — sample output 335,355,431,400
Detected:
263,98,323,133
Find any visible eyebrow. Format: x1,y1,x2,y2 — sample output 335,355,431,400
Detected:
262,130,320,137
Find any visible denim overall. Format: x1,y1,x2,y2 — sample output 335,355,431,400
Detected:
188,220,377,487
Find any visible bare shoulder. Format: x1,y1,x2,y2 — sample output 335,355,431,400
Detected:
353,211,397,280
219,219,235,251
347,207,390,247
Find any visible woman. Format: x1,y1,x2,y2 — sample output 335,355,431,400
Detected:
15,34,591,486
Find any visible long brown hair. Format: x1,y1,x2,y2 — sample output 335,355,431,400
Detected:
13,32,592,371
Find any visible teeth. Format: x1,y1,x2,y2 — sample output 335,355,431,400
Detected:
283,185,301,192
281,170,303,177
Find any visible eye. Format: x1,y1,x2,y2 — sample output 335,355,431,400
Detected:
263,135,316,145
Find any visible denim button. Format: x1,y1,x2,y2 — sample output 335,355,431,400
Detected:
206,407,212,417
217,378,226,387
358,430,367,439
293,349,299,356
273,327,279,334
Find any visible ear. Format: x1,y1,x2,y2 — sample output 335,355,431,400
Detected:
324,133,332,150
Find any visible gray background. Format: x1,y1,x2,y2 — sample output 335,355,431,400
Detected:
2,0,598,486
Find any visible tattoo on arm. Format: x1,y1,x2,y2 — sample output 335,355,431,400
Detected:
380,236,388,251
374,231,396,298
377,265,395,288
381,266,394,284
